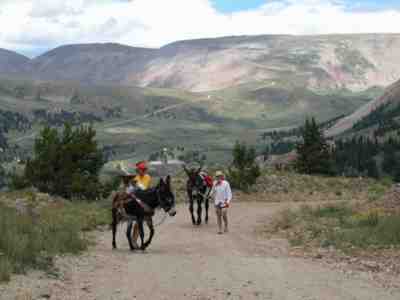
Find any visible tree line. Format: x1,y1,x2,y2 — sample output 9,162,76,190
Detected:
294,117,400,181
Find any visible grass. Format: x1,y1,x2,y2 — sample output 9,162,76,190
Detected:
272,202,400,252
0,198,109,282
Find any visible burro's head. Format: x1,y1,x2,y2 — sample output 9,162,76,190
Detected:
158,175,177,217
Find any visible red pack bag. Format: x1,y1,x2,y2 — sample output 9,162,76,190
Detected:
204,175,214,188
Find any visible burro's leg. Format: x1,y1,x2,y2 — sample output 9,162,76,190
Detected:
126,220,136,251
197,196,202,225
189,197,196,225
112,208,118,249
138,218,146,251
143,218,154,249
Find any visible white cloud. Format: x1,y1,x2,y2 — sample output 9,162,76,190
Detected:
0,0,400,57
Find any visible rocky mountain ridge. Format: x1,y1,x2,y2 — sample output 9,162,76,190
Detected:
1,34,400,92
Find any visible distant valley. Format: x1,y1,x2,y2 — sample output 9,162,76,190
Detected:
1,33,400,162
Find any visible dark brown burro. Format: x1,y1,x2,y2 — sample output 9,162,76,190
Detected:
111,176,177,251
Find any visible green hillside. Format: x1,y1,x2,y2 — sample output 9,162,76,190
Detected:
0,78,380,163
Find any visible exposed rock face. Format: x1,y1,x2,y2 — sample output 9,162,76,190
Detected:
2,34,400,92
129,34,400,92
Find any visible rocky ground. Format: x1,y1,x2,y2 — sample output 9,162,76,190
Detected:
1,202,399,300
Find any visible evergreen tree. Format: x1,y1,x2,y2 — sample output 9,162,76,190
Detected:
394,164,400,183
382,145,397,176
227,141,261,191
0,164,6,189
25,123,104,199
366,159,380,179
295,117,334,175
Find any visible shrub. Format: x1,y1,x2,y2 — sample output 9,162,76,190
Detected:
311,204,353,219
9,173,31,190
227,142,261,191
272,208,297,231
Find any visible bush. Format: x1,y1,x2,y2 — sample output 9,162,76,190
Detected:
9,173,31,190
100,176,121,199
227,142,261,191
311,204,353,219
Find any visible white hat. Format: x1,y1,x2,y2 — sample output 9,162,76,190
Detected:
215,170,224,177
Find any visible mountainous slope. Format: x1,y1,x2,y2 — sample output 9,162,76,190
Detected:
0,49,30,75
29,43,156,84
0,77,376,162
1,34,400,92
326,79,400,137
128,34,400,92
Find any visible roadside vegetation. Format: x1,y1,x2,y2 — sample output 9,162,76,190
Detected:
0,192,109,282
271,201,400,254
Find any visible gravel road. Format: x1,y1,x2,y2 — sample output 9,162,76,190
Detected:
2,202,399,300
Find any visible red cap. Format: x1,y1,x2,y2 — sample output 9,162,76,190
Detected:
136,161,147,171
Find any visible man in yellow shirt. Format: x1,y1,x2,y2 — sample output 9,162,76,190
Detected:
130,161,152,247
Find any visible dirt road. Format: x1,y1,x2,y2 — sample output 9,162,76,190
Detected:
2,202,400,300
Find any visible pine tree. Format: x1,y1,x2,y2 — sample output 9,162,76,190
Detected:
25,123,104,199
0,164,6,189
227,141,261,191
366,159,380,179
295,117,334,175
394,164,400,183
382,145,397,176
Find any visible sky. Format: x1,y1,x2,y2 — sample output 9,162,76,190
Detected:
0,0,400,57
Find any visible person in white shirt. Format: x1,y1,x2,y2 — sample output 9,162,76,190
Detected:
211,171,232,234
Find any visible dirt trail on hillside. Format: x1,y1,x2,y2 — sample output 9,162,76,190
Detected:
1,202,400,300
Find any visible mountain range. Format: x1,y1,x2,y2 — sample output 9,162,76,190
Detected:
2,34,400,92
1,34,400,161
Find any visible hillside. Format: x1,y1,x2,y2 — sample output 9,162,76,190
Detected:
0,77,376,162
2,34,400,162
326,79,400,137
29,43,156,84
130,34,400,92
1,34,400,92
0,49,29,75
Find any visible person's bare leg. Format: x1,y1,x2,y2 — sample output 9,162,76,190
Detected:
215,207,222,234
131,223,140,248
222,208,228,233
